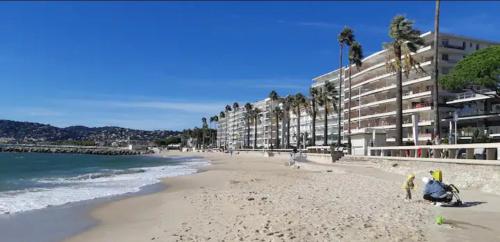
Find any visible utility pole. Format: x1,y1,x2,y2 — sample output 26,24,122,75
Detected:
432,0,441,140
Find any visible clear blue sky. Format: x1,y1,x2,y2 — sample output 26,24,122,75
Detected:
1,1,498,130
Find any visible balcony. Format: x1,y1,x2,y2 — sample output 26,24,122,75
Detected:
442,43,465,50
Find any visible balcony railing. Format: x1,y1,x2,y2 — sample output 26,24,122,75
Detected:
442,43,465,50
452,89,492,100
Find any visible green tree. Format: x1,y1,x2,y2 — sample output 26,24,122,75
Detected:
244,102,253,148
210,116,219,147
440,46,500,96
201,117,208,149
309,87,320,146
251,108,262,149
384,15,425,146
283,95,294,148
155,136,182,147
232,102,239,148
273,106,283,148
292,93,306,148
268,90,280,149
347,41,363,153
224,105,232,149
338,27,354,147
219,111,225,148
317,81,339,146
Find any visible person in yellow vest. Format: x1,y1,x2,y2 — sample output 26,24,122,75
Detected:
430,169,443,182
402,174,416,200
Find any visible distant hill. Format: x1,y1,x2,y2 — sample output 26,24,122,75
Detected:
0,120,180,145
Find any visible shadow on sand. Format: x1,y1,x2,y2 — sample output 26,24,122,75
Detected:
444,218,492,231
441,201,487,208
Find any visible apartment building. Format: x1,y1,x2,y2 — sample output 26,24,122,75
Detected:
312,68,343,145
216,96,316,149
217,98,275,149
445,90,500,142
336,31,497,144
216,31,497,149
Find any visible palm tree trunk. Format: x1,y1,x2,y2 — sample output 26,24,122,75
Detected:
432,0,441,141
311,105,316,146
348,63,352,154
395,45,403,147
281,113,286,148
337,44,343,147
296,107,301,148
286,114,291,148
232,113,235,148
202,131,205,150
275,113,280,148
225,119,228,150
247,118,251,148
253,117,258,149
323,101,328,146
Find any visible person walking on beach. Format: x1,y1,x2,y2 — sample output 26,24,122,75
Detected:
289,148,298,166
402,174,416,200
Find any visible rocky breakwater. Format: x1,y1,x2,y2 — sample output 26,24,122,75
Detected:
0,145,151,155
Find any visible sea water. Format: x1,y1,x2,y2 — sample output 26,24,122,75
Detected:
0,152,209,214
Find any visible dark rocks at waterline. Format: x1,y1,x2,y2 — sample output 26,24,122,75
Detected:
0,146,151,155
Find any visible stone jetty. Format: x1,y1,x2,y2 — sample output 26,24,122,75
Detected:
0,144,151,155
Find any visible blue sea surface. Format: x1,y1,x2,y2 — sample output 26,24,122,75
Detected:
0,152,208,214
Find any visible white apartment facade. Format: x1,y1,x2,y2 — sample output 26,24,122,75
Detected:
336,31,497,144
216,31,498,149
312,68,343,145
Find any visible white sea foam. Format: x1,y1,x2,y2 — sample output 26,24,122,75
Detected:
0,157,209,214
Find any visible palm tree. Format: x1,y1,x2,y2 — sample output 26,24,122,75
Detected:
209,116,214,147
384,15,425,146
211,115,219,147
309,87,320,146
193,127,201,149
337,27,354,147
244,102,253,148
219,111,225,148
432,0,441,141
292,93,306,148
201,117,208,149
231,102,239,148
317,81,339,146
268,90,279,149
347,41,364,154
224,105,232,149
252,108,262,149
273,106,283,148
283,95,294,148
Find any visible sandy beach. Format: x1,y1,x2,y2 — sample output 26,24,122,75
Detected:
67,151,500,242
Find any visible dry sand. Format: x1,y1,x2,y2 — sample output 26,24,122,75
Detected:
66,151,500,242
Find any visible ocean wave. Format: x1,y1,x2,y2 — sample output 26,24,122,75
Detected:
0,158,210,214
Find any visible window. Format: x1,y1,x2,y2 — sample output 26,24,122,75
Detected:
462,41,466,49
441,40,449,46
442,54,449,61
476,44,480,50
470,42,473,47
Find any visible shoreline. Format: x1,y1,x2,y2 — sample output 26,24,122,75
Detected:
68,151,500,242
0,180,167,242
0,152,209,242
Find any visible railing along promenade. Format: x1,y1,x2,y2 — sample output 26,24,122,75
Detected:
235,146,338,164
367,143,500,165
